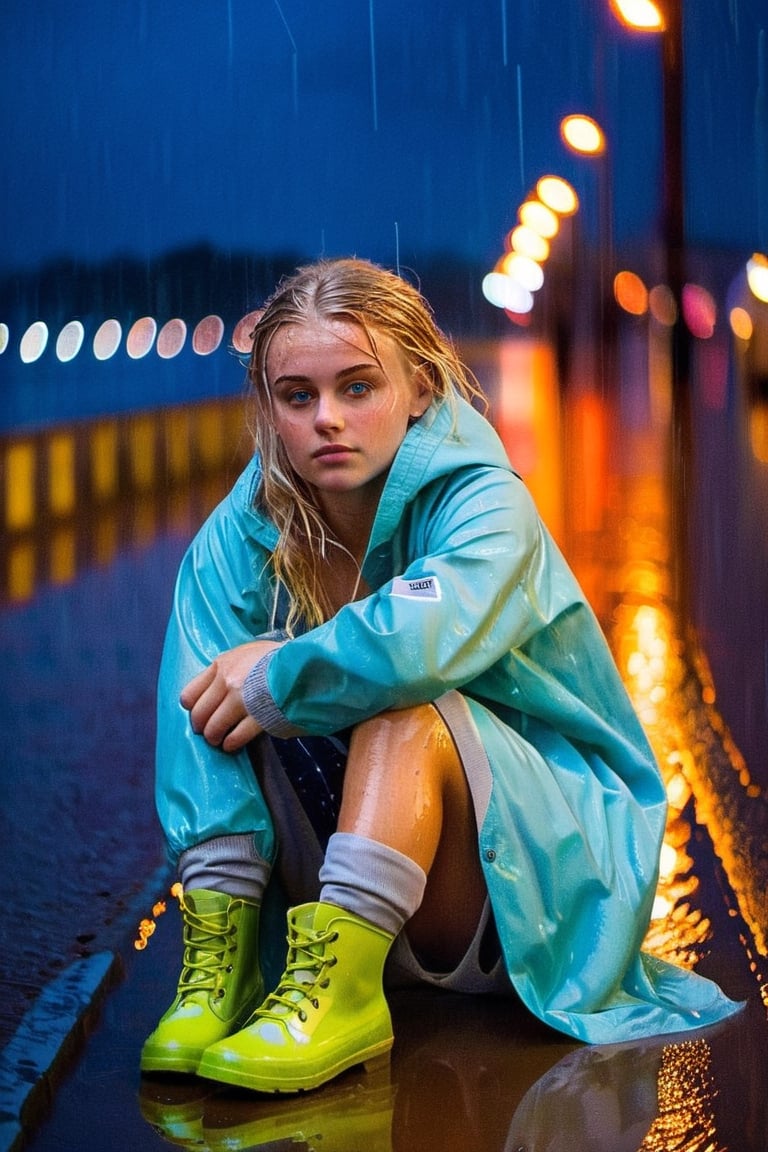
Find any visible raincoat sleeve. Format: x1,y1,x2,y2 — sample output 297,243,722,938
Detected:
154,461,279,861
161,465,275,676
242,464,571,736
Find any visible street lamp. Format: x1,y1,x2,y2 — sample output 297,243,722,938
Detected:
747,253,768,304
560,113,614,389
610,0,665,31
519,199,560,240
608,3,684,383
609,1,691,616
509,225,551,263
536,176,580,217
560,114,606,157
484,176,579,329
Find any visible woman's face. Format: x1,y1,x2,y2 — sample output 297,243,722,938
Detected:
265,315,431,510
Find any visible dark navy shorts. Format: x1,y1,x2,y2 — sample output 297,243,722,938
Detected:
269,731,352,851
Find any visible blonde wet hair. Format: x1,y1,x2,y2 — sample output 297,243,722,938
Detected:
247,257,485,634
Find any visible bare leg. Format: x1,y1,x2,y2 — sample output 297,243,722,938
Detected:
194,704,482,1093
337,704,487,971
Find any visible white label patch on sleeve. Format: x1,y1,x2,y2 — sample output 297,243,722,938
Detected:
391,575,442,601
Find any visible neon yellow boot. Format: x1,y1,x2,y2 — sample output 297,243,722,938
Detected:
197,901,394,1093
140,888,264,1074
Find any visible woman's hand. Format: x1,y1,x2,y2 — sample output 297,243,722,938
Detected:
180,639,284,753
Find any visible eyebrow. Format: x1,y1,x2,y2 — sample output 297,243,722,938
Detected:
272,362,381,388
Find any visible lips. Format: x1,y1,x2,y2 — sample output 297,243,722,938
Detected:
312,444,356,460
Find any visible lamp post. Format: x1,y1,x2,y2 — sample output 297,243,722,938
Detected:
659,6,691,628
610,1,685,381
559,114,615,391
660,3,687,393
610,0,691,620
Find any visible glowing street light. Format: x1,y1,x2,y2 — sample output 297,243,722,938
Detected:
499,252,545,293
519,199,560,239
610,0,665,31
536,176,579,216
746,253,768,303
481,272,534,314
509,224,550,263
560,114,606,157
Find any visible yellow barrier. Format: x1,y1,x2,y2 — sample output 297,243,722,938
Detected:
0,398,250,604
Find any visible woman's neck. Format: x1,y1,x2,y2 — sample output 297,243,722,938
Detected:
316,475,386,564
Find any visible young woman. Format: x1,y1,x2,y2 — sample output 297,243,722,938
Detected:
141,258,739,1093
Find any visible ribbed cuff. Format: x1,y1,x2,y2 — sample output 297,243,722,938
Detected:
242,650,304,738
179,833,271,901
319,832,427,936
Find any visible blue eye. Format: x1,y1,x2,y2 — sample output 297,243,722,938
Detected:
347,381,370,396
288,389,312,405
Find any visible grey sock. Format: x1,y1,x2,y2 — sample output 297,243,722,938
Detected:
318,832,426,936
178,834,270,902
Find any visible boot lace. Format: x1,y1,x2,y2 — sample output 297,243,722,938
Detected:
177,896,236,1001
255,925,339,1024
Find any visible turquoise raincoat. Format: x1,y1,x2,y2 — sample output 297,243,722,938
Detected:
156,395,740,1044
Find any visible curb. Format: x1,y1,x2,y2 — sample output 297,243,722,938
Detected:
0,951,118,1152
0,863,172,1152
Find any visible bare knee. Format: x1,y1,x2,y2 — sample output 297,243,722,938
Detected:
336,705,458,862
335,704,487,966
347,703,459,781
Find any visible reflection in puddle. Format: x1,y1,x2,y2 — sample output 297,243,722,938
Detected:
0,398,250,606
608,464,768,1010
507,1032,728,1152
138,1014,736,1152
638,1040,722,1152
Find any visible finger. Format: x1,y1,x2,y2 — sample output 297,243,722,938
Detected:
180,663,216,710
222,716,262,753
201,693,248,747
188,677,230,735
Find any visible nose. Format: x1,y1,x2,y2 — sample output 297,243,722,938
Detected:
314,394,344,432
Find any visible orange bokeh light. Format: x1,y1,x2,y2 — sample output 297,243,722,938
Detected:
614,270,649,316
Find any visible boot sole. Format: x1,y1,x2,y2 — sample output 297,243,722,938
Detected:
140,1048,203,1075
197,1042,392,1093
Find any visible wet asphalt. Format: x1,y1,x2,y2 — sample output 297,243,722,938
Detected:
3,322,768,1151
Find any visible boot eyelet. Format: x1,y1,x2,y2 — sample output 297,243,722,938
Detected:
311,998,319,1009
298,1009,307,1022
226,965,233,973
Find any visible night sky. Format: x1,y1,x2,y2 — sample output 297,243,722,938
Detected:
2,0,766,281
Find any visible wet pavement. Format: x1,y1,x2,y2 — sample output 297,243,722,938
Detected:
2,327,768,1151
13,907,768,1152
